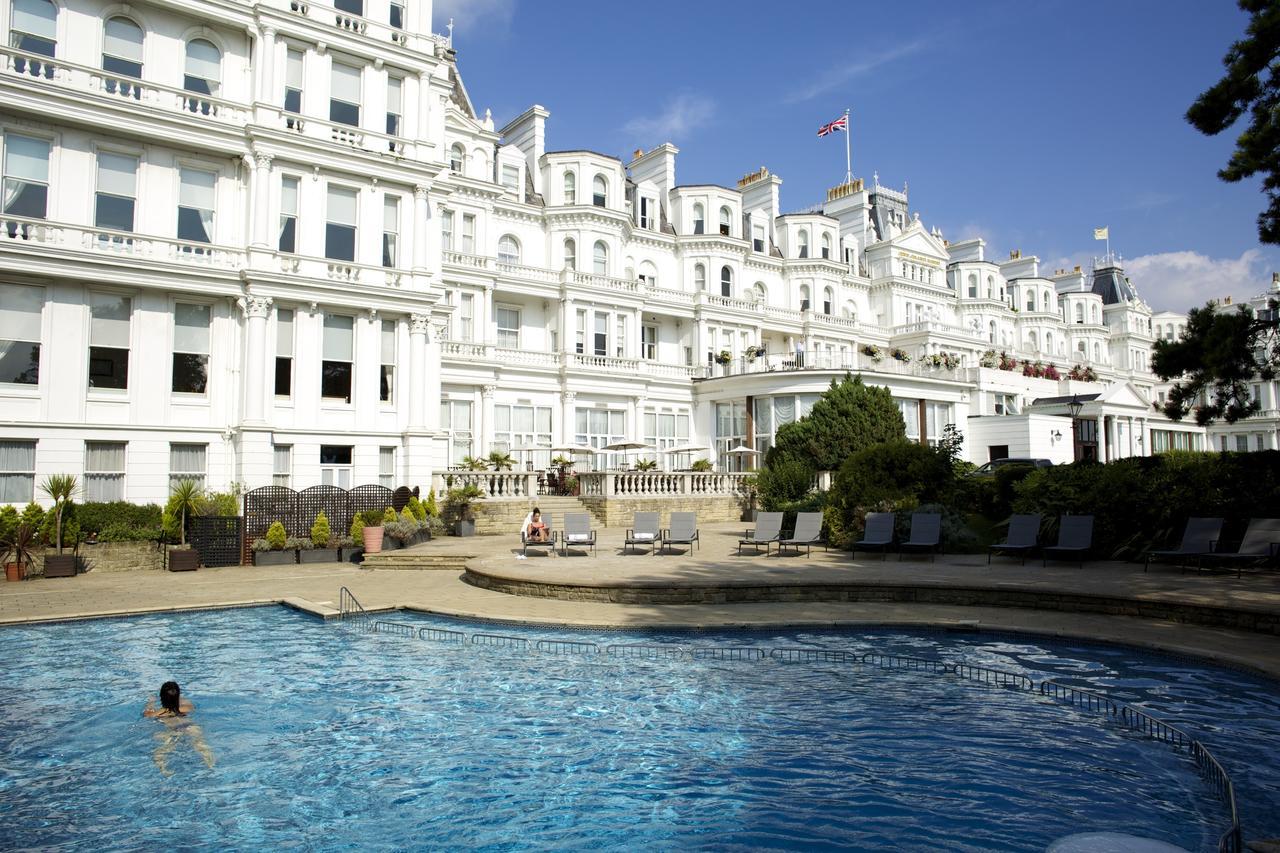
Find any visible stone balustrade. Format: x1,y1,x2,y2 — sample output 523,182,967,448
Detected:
430,471,537,500
578,471,752,498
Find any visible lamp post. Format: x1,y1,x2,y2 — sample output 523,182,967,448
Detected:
1065,395,1083,461
1066,395,1083,420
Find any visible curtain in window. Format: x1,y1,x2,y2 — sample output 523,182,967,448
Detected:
4,135,49,207
169,443,206,474
85,442,125,501
179,169,216,241
773,395,795,426
0,440,35,502
173,304,210,353
89,293,130,347
0,283,43,342
273,445,291,473
323,315,354,360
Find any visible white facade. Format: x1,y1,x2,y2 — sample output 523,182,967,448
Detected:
0,0,1253,508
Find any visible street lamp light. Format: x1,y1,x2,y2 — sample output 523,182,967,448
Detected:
1067,395,1083,420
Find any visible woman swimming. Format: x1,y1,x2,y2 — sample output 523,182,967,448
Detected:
143,681,215,774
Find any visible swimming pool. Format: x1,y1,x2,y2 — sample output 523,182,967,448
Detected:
1,605,1276,851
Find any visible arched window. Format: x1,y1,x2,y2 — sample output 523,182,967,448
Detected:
1028,331,1038,351
799,284,811,311
563,238,576,270
1093,342,1101,361
184,39,221,96
1077,340,1086,355
986,275,994,298
497,234,520,265
592,240,608,275
692,203,705,235
592,175,606,207
798,229,809,259
1043,291,1051,313
843,301,857,320
820,233,832,259
967,273,977,298
719,265,732,297
988,320,996,343
563,171,576,205
102,16,143,79
638,261,658,288
822,286,834,315
1074,304,1084,324
718,206,731,236
449,143,464,174
753,282,768,303
1045,331,1054,353
693,263,706,291
10,0,57,58
1090,304,1099,324
1024,291,1034,312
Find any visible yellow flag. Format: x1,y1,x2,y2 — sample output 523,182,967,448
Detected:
1093,227,1109,240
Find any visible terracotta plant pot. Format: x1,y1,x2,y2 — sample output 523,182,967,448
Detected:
5,562,22,582
362,526,384,554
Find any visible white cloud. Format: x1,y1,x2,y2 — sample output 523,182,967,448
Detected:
787,40,931,103
622,94,716,143
1124,249,1270,313
433,0,516,32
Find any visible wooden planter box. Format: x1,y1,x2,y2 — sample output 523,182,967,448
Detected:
168,550,199,572
42,554,77,578
299,548,340,564
253,550,297,566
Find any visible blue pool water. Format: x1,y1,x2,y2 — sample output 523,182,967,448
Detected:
1,606,1277,851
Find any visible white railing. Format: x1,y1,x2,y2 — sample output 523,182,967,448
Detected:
1,46,248,125
493,346,559,368
495,260,560,282
443,251,492,270
278,111,408,157
764,305,804,322
704,293,759,312
270,0,416,50
891,321,986,340
578,471,752,498
441,340,485,358
703,351,961,381
430,471,537,500
572,271,639,293
0,214,245,268
565,353,640,373
645,285,695,304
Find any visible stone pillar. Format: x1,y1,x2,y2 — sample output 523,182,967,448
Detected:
240,294,272,425
259,27,276,103
629,396,642,444
480,283,493,346
413,185,430,273
425,321,442,431
417,71,432,141
481,384,496,456
1126,416,1135,458
251,152,273,248
561,390,577,446
408,313,429,429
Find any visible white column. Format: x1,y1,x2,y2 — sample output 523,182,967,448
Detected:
258,27,276,103
413,185,430,273
417,71,432,141
481,384,496,456
241,295,272,424
251,152,273,248
629,396,642,443
408,313,429,429
1126,416,1135,458
424,320,442,431
480,283,493,346
561,390,577,446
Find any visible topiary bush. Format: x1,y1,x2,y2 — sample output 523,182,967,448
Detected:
400,507,416,525
424,491,439,517
0,505,18,544
382,506,397,524
311,511,331,548
266,521,287,550
407,495,426,521
350,513,365,541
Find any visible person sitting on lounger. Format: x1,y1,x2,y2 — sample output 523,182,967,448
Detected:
523,508,549,542
143,681,215,774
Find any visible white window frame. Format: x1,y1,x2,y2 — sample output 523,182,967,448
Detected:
0,439,36,503
169,443,207,492
272,444,292,487
496,305,520,349
84,440,126,501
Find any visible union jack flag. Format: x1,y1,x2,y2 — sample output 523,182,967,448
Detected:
817,115,847,137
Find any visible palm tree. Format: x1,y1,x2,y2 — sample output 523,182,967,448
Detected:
487,450,515,471
460,455,488,471
168,479,203,546
39,474,78,554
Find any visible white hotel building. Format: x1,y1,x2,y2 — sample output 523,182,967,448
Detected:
0,0,1271,508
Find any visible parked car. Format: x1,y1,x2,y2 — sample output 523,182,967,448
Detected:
969,458,1053,477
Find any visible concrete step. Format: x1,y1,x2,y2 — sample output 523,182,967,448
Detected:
361,549,474,570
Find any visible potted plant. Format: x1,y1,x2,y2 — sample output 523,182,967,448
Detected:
286,536,313,559
2,523,37,582
445,483,484,536
347,513,366,562
252,520,297,565
859,344,883,363
164,479,203,572
979,349,998,368
633,459,658,471
300,510,340,563
487,450,515,471
460,455,488,471
377,506,401,549
889,347,911,363
360,508,386,554
40,474,79,578
744,344,766,361
715,350,733,365
562,475,579,496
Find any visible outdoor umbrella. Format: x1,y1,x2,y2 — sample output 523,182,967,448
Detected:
660,443,710,469
724,444,761,471
604,440,654,467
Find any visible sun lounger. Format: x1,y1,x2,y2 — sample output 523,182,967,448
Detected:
1042,515,1094,568
898,512,942,561
738,511,783,555
561,512,597,556
853,512,894,560
624,512,660,555
520,512,556,556
989,514,1042,565
1142,517,1223,572
1198,518,1280,578
661,512,700,555
776,512,825,557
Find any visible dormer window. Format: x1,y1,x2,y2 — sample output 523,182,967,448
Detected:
719,206,731,236
752,225,765,253
693,203,704,235
592,175,607,207
449,144,464,174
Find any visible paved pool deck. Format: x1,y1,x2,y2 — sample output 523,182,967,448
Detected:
3,522,1280,680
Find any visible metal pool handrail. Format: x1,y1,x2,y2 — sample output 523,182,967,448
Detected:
338,586,370,628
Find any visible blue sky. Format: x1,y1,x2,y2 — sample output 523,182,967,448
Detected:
434,0,1278,313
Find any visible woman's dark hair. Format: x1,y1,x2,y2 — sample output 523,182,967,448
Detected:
532,507,541,516
159,681,182,714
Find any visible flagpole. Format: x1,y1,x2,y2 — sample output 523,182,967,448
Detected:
844,108,852,185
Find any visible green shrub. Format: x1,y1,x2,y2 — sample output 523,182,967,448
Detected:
382,506,397,524
266,521,287,550
199,489,241,517
350,513,365,540
826,441,954,547
756,459,816,511
39,503,80,549
0,505,18,543
690,459,712,472
19,501,44,534
311,511,331,548
400,507,416,525
361,509,386,527
424,491,439,517
767,375,905,471
98,521,163,542
407,495,426,521
78,502,163,539
1012,451,1280,559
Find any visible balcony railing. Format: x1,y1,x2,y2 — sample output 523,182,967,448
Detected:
1,214,244,269
438,340,701,379
276,0,417,50
277,111,409,157
702,352,961,381
1,46,248,126
579,471,751,498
